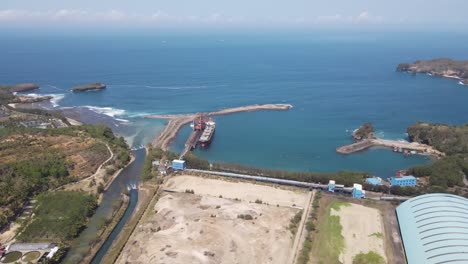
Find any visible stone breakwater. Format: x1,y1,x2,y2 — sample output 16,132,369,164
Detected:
336,138,445,157
145,104,293,150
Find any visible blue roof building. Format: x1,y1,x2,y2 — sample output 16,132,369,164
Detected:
396,193,468,264
390,176,416,187
365,177,383,185
172,159,186,171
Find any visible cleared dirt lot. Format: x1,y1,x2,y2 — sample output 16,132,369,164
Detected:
331,203,387,264
117,175,308,264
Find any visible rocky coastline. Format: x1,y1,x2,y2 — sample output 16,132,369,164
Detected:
397,58,468,85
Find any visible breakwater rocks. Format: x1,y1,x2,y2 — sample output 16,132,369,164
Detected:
146,104,293,150
397,58,468,85
72,83,106,92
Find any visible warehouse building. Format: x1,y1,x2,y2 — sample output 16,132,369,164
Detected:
396,193,468,264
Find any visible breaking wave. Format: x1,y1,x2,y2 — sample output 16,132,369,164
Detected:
25,93,65,108
83,106,126,118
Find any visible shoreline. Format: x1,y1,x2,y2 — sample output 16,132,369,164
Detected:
336,138,445,158
146,103,292,150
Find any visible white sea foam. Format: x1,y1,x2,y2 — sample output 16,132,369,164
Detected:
50,94,65,107
115,118,130,123
459,81,466,86
24,93,65,107
83,106,126,118
131,145,145,151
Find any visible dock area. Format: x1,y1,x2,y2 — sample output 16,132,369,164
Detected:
148,104,292,151
336,138,445,157
179,130,201,159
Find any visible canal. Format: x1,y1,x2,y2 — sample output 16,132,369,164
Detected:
63,148,145,263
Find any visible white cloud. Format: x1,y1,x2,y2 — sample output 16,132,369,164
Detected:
315,11,384,24
0,9,385,28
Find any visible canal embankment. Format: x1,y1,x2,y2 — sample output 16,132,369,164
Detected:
100,181,160,264
62,148,146,264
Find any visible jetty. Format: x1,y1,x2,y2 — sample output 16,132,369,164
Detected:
147,104,292,151
336,138,445,157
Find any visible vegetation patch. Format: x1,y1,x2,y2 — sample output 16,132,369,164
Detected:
0,125,130,230
369,232,383,239
330,201,351,211
288,210,303,235
311,197,346,264
407,122,468,190
17,191,97,243
213,162,368,187
297,191,321,264
353,251,385,264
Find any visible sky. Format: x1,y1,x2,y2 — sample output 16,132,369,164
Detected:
1,0,468,31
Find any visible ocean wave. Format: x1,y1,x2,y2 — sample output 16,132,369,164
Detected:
123,111,155,118
83,106,126,118
144,85,209,90
50,94,65,107
46,84,65,91
115,118,130,123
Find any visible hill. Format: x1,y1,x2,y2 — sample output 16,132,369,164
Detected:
0,125,130,229
397,58,468,85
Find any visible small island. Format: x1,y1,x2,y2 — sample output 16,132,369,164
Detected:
71,83,106,92
397,58,468,85
0,83,40,92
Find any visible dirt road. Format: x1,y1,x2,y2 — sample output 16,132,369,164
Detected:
289,190,314,264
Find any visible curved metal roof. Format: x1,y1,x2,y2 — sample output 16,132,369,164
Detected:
396,193,468,264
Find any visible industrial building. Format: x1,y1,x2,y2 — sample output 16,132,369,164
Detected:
396,193,468,264
351,184,365,199
390,175,417,187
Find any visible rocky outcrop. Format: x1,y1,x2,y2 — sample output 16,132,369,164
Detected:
397,58,468,85
0,83,40,92
71,83,106,92
352,123,375,141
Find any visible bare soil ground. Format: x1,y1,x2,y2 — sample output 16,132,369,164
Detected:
331,203,387,264
117,175,307,264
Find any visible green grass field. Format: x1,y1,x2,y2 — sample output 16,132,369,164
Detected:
312,199,350,264
353,251,385,264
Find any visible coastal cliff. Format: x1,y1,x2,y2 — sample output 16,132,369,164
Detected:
72,83,106,92
397,58,468,85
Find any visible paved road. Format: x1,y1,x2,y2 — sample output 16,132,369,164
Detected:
288,190,315,264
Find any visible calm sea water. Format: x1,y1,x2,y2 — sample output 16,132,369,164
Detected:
1,31,468,177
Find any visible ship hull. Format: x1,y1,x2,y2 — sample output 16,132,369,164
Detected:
199,129,215,148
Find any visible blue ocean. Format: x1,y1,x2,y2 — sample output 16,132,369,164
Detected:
1,30,468,177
